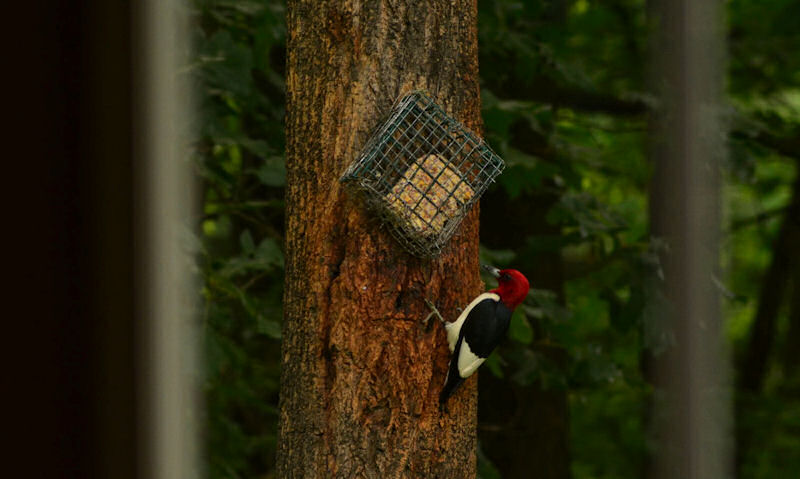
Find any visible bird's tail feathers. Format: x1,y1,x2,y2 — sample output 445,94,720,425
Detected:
439,368,465,409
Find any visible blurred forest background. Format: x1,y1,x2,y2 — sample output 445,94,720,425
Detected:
189,0,800,477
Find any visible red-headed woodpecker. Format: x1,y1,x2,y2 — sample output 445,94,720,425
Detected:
435,264,530,407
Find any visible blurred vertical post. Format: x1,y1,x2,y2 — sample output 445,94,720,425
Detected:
137,0,199,478
651,0,730,477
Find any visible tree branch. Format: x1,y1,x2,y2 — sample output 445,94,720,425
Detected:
737,174,800,392
494,82,800,162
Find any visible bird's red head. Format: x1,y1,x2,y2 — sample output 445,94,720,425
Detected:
485,266,530,310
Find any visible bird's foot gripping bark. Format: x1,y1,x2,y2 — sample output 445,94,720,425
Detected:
423,298,446,330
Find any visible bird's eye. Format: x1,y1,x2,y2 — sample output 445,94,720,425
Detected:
501,273,511,281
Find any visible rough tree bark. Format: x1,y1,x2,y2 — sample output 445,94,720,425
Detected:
278,1,484,477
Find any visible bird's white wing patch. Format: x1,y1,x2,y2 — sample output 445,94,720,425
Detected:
445,292,500,352
457,339,486,378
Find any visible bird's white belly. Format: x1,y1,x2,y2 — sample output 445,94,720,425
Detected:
457,340,485,378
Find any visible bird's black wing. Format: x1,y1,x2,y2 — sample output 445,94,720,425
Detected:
461,299,512,358
439,298,513,407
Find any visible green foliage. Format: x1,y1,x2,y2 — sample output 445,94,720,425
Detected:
191,0,286,477
476,0,800,477
738,385,800,477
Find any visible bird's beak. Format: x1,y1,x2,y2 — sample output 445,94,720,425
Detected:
481,264,501,278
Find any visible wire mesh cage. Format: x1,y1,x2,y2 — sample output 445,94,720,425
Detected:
341,91,506,257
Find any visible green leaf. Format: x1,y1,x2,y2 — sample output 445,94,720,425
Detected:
256,314,282,339
508,307,533,344
240,138,273,158
547,192,628,237
240,230,255,253
479,245,516,267
526,289,572,323
255,157,287,187
484,352,505,378
198,31,254,102
219,237,283,278
254,237,284,268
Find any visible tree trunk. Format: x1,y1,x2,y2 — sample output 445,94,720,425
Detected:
735,173,800,473
780,213,800,376
739,173,800,392
278,1,483,477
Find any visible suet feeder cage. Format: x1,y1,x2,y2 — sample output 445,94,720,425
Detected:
341,91,505,258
